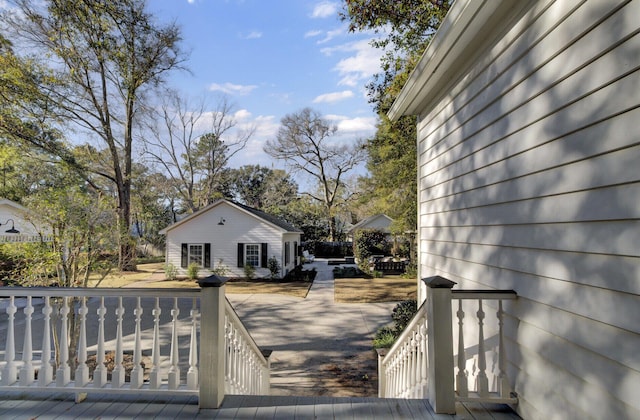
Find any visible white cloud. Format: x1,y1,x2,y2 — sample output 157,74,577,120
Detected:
322,39,383,87
208,82,257,96
325,114,377,134
304,29,323,38
310,1,338,19
241,30,263,40
228,115,281,167
313,90,354,104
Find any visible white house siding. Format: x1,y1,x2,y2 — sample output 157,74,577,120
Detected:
166,202,286,279
412,0,640,418
0,200,51,242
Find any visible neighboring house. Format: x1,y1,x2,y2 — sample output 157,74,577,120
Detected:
389,0,639,418
0,198,52,243
346,214,393,242
159,199,302,279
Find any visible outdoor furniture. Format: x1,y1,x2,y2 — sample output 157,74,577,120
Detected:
302,250,315,263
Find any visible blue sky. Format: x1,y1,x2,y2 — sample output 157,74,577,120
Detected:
149,0,383,171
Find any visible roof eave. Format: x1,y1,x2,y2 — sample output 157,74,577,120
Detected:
388,0,512,121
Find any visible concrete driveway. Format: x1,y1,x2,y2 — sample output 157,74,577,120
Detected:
227,258,397,396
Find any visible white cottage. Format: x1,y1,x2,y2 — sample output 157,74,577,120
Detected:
159,199,302,279
389,0,639,418
346,214,393,241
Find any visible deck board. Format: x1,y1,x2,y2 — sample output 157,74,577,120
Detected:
0,391,519,419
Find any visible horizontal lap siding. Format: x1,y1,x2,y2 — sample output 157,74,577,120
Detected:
417,0,640,418
166,203,284,278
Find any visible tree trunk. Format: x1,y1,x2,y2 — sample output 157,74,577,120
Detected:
118,180,137,272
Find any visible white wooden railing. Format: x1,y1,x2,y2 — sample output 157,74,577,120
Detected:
0,275,269,408
377,302,428,400
378,276,517,414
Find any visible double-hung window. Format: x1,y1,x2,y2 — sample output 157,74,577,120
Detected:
245,244,260,267
181,243,211,268
189,244,204,266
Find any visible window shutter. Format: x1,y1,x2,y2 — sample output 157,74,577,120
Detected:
204,243,211,268
237,243,244,267
181,243,188,268
261,243,268,268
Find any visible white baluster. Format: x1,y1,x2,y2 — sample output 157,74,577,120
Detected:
476,299,489,397
224,316,232,393
94,297,107,387
1,296,17,385
456,299,468,397
168,297,180,389
19,296,34,385
149,298,162,389
112,297,126,387
130,297,144,388
39,297,54,386
419,319,428,398
56,297,71,386
75,297,89,386
497,300,512,398
187,298,199,390
409,330,417,397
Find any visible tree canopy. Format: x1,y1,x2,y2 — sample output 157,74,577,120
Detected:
264,107,365,241
342,0,449,236
2,0,185,270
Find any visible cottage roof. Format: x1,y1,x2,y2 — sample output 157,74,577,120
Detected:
348,214,393,234
159,199,302,234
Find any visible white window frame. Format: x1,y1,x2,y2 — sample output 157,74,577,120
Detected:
244,243,260,267
189,243,205,267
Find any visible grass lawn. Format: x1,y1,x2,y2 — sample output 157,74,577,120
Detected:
142,278,312,299
86,262,165,288
90,263,312,298
334,275,417,303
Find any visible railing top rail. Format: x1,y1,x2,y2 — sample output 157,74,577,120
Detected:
383,300,427,363
225,298,269,366
0,287,201,298
451,289,517,300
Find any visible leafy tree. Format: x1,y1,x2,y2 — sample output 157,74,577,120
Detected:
341,0,449,237
130,165,173,253
3,0,185,271
145,92,252,213
228,165,298,210
264,107,365,241
353,228,390,269
340,0,450,112
358,115,417,234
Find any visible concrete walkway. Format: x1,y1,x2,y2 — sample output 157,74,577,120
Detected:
227,259,397,397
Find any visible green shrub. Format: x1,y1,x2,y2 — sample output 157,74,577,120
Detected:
373,326,397,349
392,300,418,333
282,265,317,282
187,262,199,280
402,262,417,279
332,266,368,278
243,264,256,280
372,300,419,349
211,259,228,277
164,263,178,280
267,256,280,279
353,228,391,272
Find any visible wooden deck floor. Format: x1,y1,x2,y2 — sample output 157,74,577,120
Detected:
0,392,520,419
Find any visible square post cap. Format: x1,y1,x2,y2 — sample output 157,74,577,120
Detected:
198,274,229,288
422,276,456,289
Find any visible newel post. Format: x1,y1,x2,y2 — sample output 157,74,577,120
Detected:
424,276,456,414
198,274,228,409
